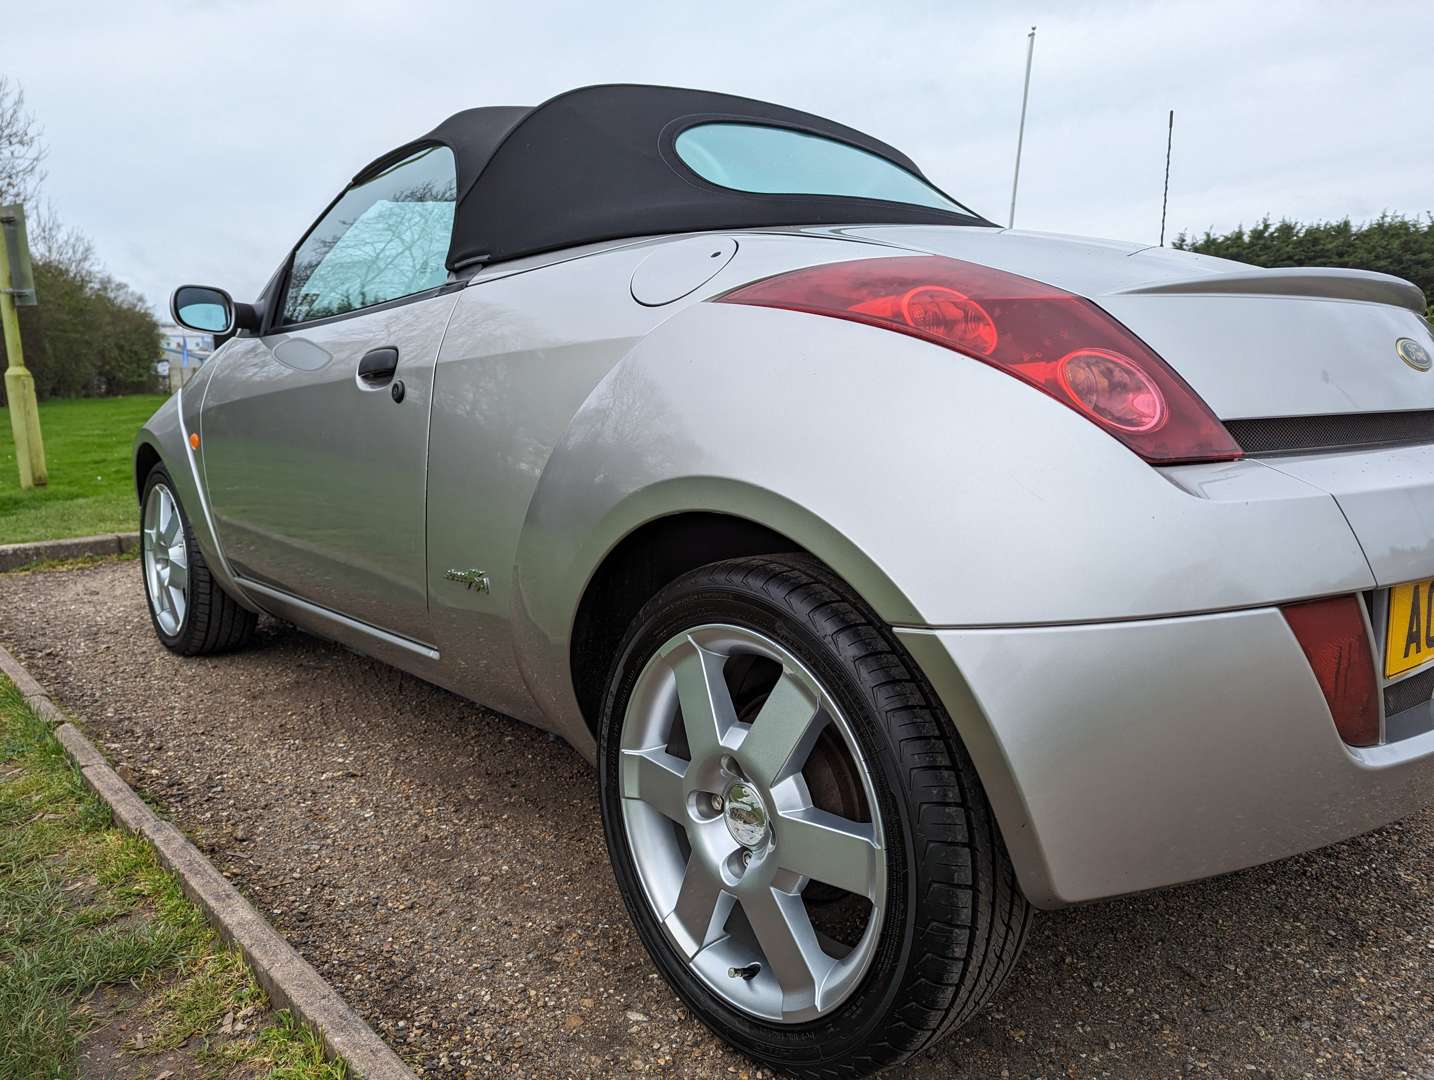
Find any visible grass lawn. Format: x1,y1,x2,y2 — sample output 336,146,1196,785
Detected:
0,678,346,1079
0,394,167,545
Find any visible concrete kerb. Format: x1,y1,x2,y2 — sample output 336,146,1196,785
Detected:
0,532,140,571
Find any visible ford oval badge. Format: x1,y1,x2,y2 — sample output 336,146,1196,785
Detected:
1396,336,1432,372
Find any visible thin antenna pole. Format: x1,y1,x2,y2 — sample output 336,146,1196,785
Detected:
1007,26,1036,229
1159,109,1174,246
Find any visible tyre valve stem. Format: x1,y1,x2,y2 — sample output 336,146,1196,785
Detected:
727,962,761,981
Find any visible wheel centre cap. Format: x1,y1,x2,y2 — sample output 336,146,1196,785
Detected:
723,782,770,849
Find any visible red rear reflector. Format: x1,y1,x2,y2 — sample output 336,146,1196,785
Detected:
716,255,1242,465
1281,596,1380,747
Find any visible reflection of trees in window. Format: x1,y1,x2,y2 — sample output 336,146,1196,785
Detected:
284,157,457,324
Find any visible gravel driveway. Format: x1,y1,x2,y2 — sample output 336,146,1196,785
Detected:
2,560,1431,1079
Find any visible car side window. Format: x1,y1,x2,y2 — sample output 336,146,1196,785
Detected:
282,145,457,326
674,122,965,214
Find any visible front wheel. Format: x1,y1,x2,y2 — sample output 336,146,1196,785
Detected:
141,465,257,656
598,555,1031,1078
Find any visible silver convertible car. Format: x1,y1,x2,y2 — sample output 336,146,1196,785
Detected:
143,84,1434,1076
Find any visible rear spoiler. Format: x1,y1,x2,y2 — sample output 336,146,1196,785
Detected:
1112,267,1428,316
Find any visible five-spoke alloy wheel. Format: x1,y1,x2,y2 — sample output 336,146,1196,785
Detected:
619,624,886,1022
599,555,1032,1079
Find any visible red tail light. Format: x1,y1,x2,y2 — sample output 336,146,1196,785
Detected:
1281,596,1380,747
716,255,1242,464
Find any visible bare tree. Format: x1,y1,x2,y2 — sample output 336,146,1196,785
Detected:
29,199,96,280
0,75,46,205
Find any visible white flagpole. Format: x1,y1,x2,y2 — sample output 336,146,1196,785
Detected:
1008,25,1036,229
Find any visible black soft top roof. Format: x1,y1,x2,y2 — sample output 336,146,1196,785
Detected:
354,83,991,270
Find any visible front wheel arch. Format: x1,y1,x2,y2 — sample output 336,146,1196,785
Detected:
134,440,162,503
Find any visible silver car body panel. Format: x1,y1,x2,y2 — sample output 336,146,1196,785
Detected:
423,242,684,723
201,290,462,643
1258,443,1434,587
516,299,1372,629
137,224,1434,908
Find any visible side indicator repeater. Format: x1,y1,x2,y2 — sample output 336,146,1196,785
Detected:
189,432,200,450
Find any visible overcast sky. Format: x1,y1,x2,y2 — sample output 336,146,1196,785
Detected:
8,0,1433,312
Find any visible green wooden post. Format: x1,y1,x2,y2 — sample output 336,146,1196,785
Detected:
1,204,46,489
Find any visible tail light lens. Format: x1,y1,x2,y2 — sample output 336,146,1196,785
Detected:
716,255,1241,464
1281,596,1380,747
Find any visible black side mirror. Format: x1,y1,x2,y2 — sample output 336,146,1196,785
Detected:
171,284,259,335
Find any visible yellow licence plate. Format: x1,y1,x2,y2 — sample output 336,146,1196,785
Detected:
1385,578,1434,678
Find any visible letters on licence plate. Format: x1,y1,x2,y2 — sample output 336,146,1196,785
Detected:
1384,578,1434,679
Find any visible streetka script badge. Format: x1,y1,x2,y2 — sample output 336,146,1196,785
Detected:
444,568,491,593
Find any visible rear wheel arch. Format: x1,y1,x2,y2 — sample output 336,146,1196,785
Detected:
569,512,807,735
561,503,1044,907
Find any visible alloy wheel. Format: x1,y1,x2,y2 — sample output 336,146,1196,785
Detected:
619,624,886,1023
142,482,190,636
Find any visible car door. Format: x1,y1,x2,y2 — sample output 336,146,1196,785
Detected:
202,145,462,644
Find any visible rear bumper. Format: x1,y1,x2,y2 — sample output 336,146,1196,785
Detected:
898,607,1434,909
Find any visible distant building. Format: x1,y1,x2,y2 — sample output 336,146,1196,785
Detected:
158,323,213,362
156,323,214,391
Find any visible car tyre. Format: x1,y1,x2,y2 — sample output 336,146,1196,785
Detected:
140,465,257,656
598,554,1031,1078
